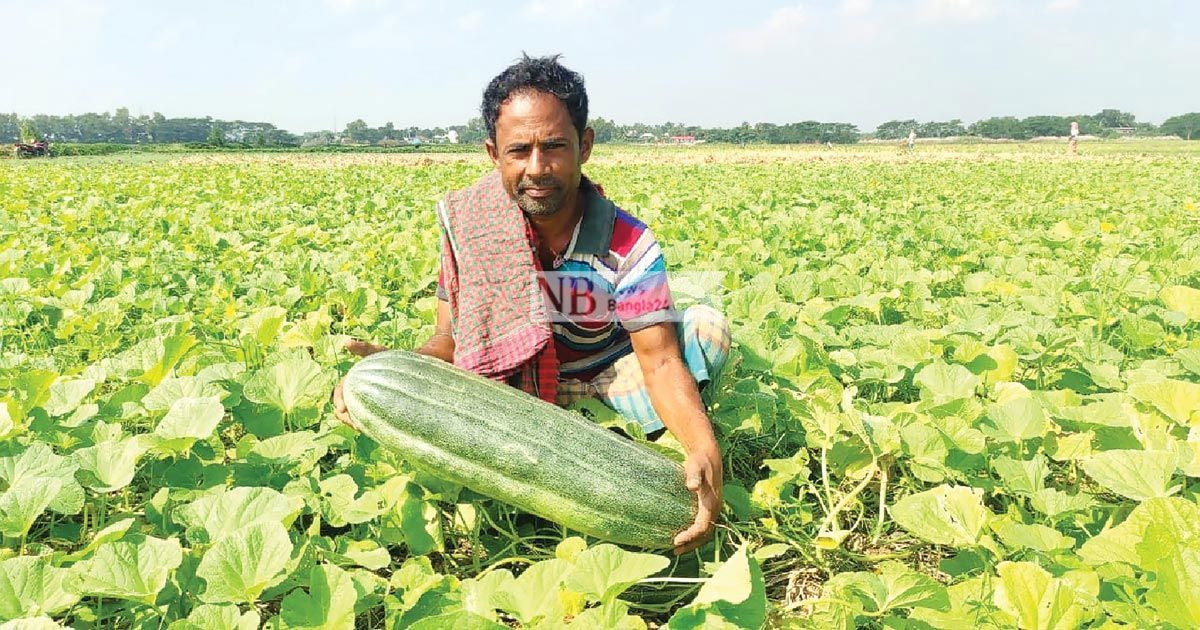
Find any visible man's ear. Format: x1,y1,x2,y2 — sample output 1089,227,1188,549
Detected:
485,138,500,166
579,127,595,164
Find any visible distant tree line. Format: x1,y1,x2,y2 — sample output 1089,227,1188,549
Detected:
0,109,296,146
4,108,1199,147
874,109,1200,141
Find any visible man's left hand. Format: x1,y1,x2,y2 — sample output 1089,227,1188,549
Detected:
673,446,723,555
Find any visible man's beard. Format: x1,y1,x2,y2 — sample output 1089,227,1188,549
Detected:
517,190,566,216
516,178,567,216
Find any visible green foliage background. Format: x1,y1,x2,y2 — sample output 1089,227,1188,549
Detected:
2,142,1200,627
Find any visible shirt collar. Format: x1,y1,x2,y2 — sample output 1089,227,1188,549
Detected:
573,176,615,255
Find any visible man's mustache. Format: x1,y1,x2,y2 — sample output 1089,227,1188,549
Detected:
518,177,559,191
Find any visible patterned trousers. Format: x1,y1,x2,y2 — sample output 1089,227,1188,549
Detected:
556,304,732,434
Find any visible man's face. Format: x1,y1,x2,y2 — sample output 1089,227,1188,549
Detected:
486,90,594,217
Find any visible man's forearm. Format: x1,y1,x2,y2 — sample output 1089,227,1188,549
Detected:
415,332,455,363
643,356,717,453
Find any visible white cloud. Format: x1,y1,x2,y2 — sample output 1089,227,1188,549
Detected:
726,4,807,54
919,0,999,23
3,0,108,61
523,0,623,21
1047,0,1080,11
840,0,872,17
457,10,483,32
323,0,422,13
348,15,413,50
148,26,181,50
642,3,673,28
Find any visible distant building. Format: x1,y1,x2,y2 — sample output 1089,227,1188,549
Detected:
447,129,459,144
638,132,657,143
669,135,696,145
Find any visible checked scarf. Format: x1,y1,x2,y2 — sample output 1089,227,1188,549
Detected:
435,170,560,402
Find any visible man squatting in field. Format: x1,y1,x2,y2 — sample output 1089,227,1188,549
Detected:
333,55,732,555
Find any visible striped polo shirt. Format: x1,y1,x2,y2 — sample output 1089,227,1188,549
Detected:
437,180,675,382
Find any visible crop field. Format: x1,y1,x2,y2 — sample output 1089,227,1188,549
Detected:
3,141,1200,628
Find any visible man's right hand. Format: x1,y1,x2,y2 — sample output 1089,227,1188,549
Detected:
332,339,389,431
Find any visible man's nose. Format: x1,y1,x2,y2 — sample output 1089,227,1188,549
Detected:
528,146,550,175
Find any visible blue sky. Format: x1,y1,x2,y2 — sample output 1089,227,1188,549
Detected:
3,0,1196,133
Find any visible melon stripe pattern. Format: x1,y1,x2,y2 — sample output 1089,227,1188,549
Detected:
343,350,697,548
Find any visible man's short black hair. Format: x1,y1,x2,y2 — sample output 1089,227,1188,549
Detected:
482,53,588,143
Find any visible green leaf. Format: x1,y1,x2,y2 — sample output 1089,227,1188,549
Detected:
137,332,198,387
874,561,950,612
1161,285,1200,321
1080,449,1177,501
984,398,1048,442
329,538,391,571
279,564,358,629
41,377,95,417
61,518,135,563
993,561,1095,630
0,403,13,439
74,436,147,493
0,479,61,538
406,610,507,630
1119,315,1165,350
666,606,743,630
142,376,226,412
242,352,336,414
175,486,304,545
685,544,767,630
900,423,949,483
0,617,67,629
384,483,442,555
1,370,54,423
1029,488,1093,520
240,306,288,348
248,432,328,465
1138,518,1200,628
0,556,79,620
197,521,294,604
389,557,460,624
563,544,669,604
568,601,647,629
826,561,949,616
890,485,990,546
1129,379,1200,426
991,518,1075,552
1080,497,1200,567
176,604,260,630
914,361,980,405
317,474,397,527
154,395,225,443
494,559,572,625
991,454,1048,495
460,570,513,621
0,443,82,516
70,536,183,605
1046,431,1094,461
908,575,1008,629
752,543,790,561
1176,348,1200,377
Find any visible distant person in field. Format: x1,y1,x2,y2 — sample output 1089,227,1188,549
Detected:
331,54,728,555
1069,120,1080,155
907,128,916,152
